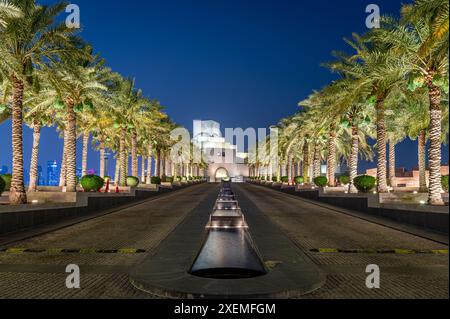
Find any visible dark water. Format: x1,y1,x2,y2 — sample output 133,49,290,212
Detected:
190,229,266,278
190,182,267,279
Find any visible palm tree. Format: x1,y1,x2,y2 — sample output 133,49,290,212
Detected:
0,0,21,27
326,30,408,193
23,84,54,192
34,51,111,192
111,78,152,185
382,5,449,204
0,0,81,203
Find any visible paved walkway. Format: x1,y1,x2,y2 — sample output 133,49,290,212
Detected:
0,182,447,299
235,183,449,299
0,183,218,299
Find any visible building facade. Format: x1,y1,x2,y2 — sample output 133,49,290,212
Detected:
193,120,249,182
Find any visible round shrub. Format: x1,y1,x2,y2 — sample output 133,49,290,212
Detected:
271,176,278,182
281,176,289,183
339,175,350,185
80,175,104,192
126,176,140,187
314,176,328,187
294,176,304,185
151,176,161,185
353,175,376,193
176,176,182,181
0,177,5,196
164,176,174,183
442,175,449,192
0,174,12,191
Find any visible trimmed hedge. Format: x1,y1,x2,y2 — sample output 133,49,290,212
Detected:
80,175,104,192
442,175,449,192
314,176,328,187
126,176,140,187
151,176,162,185
281,176,289,183
0,174,12,191
164,176,174,183
353,175,376,193
294,176,304,185
339,175,350,185
272,176,279,182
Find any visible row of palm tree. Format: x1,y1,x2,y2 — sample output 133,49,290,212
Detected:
0,0,186,204
250,0,449,205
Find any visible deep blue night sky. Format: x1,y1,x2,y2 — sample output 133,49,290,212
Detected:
0,0,448,179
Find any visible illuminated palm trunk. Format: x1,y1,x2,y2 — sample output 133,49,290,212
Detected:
375,95,388,193
99,139,105,178
287,154,293,183
65,99,77,192
147,144,153,183
426,76,444,205
313,141,321,179
119,127,127,186
164,156,168,176
418,130,427,193
9,75,27,205
59,131,67,187
327,126,337,187
131,130,138,177
28,121,41,193
389,142,396,188
303,142,310,183
81,131,89,177
141,156,146,183
155,149,161,177
348,125,359,193
114,155,120,186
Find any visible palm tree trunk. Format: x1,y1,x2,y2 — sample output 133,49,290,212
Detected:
9,74,27,205
119,127,127,186
303,142,310,183
114,155,120,186
156,149,161,177
427,75,444,205
28,121,41,193
131,130,138,177
65,99,77,192
173,162,178,180
140,156,146,183
313,141,321,179
99,139,105,178
418,130,427,193
287,154,293,183
349,125,359,193
125,152,129,177
81,131,89,177
327,125,337,187
59,131,67,187
389,142,396,188
161,151,166,177
147,144,153,183
376,95,388,193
